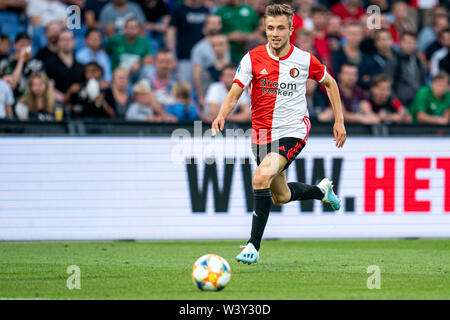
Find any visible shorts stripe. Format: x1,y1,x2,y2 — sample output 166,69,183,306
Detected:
303,116,311,141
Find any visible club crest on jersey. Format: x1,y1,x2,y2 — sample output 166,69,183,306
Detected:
289,67,300,78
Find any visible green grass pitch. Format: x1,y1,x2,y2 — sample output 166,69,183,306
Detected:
0,239,449,300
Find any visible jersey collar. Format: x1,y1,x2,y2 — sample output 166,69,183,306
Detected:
266,42,294,61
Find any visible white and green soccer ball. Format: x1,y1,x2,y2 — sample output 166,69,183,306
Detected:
191,254,231,291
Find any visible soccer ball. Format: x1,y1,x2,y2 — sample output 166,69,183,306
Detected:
191,254,231,291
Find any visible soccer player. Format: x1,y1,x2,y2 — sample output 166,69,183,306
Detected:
211,4,347,264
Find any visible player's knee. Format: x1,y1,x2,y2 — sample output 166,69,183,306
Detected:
253,173,271,190
272,193,290,206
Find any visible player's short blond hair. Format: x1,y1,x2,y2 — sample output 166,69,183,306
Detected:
264,4,294,28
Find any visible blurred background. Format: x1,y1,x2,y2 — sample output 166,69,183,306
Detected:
0,0,449,241
0,0,448,129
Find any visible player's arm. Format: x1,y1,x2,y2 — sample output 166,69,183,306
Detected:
320,72,347,148
211,83,244,136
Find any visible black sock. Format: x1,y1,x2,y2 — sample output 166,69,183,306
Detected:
248,188,271,251
287,182,324,201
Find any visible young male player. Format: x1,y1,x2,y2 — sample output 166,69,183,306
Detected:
211,4,347,264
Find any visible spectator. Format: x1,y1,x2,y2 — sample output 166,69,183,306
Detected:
167,81,200,122
0,33,45,100
296,28,315,53
0,35,11,61
318,63,378,124
417,6,448,56
203,64,250,122
107,67,134,119
105,18,153,77
385,31,427,106
0,0,27,43
99,0,147,37
27,0,67,26
290,0,315,45
389,0,417,44
367,0,390,14
425,18,450,63
367,74,412,123
430,28,450,76
359,13,378,56
76,28,113,82
438,48,450,77
295,28,327,117
330,0,365,23
191,14,223,108
332,22,378,89
205,34,232,86
45,29,84,99
0,75,14,119
245,16,267,52
327,14,343,53
126,79,175,122
217,0,259,63
84,0,110,29
34,21,63,65
372,28,395,75
142,48,177,110
245,0,266,16
410,71,450,125
139,0,170,48
167,0,209,82
64,62,116,119
311,5,333,73
15,72,58,121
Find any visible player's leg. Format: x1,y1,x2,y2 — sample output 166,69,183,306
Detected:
269,169,328,205
270,138,341,210
269,171,291,206
270,170,341,211
236,152,287,264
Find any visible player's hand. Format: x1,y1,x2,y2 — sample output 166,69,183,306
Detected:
333,122,346,148
211,115,225,136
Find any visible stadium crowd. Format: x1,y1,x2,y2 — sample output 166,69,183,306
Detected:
0,0,448,125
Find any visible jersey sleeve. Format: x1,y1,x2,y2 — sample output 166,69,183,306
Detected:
233,53,253,89
308,54,327,83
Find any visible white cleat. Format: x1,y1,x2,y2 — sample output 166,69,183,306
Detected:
317,178,341,211
236,242,259,264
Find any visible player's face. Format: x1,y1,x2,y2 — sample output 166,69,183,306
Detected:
265,15,293,51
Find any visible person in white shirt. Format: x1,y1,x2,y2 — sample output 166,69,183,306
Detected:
0,77,14,119
203,64,251,123
27,0,67,26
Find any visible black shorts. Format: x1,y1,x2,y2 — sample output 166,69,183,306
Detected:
251,137,306,171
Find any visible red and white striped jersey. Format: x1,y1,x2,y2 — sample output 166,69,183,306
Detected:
233,43,327,145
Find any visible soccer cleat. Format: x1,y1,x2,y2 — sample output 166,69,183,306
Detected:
236,243,259,264
317,178,341,211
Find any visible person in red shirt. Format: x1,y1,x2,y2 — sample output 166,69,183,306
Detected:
311,5,333,75
331,0,365,23
289,0,314,44
389,0,417,44
367,74,412,123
